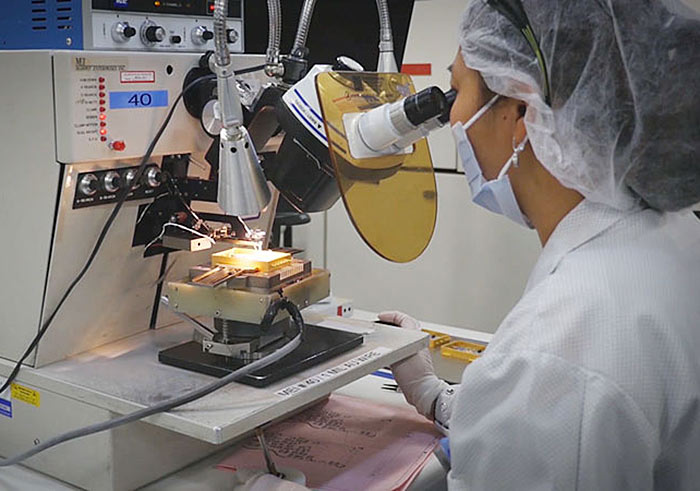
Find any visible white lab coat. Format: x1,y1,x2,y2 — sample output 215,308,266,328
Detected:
447,200,700,490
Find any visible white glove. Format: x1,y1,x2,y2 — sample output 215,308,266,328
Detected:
379,311,448,419
232,469,309,491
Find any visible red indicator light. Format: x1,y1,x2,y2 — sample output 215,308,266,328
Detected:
209,4,215,11
99,77,105,83
99,128,108,136
99,107,106,112
99,84,105,90
111,140,126,152
100,122,107,127
99,114,107,121
100,136,107,142
99,99,106,105
99,92,106,98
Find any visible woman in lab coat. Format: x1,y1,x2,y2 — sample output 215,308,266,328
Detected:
244,0,700,489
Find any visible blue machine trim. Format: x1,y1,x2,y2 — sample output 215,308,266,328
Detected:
290,102,328,143
0,0,84,50
294,89,324,122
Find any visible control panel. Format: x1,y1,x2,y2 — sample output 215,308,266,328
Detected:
89,12,243,53
48,51,267,164
0,0,243,52
73,164,164,208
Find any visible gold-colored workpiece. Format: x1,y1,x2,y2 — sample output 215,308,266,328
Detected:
421,329,451,349
212,247,292,272
440,340,487,364
165,269,330,324
315,71,437,263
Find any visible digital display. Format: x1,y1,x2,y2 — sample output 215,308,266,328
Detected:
113,0,128,7
109,90,169,109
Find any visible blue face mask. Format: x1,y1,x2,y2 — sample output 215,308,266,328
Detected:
451,95,533,229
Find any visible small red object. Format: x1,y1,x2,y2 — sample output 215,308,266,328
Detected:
99,84,105,90
99,128,107,135
100,136,107,142
401,63,432,76
100,122,107,127
110,140,126,152
99,107,106,112
99,77,105,83
99,99,106,105
99,114,107,121
99,92,106,97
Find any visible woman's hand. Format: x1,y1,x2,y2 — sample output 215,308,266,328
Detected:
379,311,448,419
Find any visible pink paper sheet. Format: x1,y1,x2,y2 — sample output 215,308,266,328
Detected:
218,394,441,491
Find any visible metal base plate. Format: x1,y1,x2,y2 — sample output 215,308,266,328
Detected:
158,324,364,387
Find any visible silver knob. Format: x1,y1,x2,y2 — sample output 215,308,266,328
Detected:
79,174,98,196
146,166,162,188
141,21,166,45
226,29,239,44
191,25,214,45
103,171,121,193
111,22,137,43
124,169,140,189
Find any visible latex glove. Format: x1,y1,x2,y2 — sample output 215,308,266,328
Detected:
232,469,309,491
379,311,448,419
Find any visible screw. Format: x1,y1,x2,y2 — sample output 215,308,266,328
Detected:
34,438,41,445
66,37,72,46
215,310,221,316
174,304,179,309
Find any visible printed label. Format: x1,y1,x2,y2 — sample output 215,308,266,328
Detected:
0,398,11,418
74,56,127,72
0,378,11,418
120,71,156,84
11,383,40,407
275,347,391,398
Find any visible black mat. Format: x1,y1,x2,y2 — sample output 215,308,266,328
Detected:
158,324,364,387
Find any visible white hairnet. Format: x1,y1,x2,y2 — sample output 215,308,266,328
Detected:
460,0,700,211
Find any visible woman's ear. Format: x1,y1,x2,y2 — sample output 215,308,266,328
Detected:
513,102,528,145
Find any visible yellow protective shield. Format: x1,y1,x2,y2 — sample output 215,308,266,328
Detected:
315,72,437,263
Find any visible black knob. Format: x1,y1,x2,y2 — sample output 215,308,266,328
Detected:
124,26,136,38
170,35,182,44
202,30,214,41
145,25,166,43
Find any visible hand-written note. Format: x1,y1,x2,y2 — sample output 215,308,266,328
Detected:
218,394,441,491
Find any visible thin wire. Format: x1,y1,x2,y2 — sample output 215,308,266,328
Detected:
0,74,216,395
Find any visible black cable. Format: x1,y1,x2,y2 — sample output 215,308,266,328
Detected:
235,63,267,75
0,298,305,467
260,295,305,336
0,73,217,394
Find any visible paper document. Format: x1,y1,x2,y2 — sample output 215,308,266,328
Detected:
218,394,441,491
